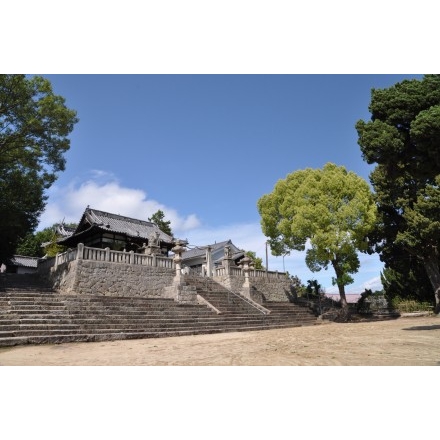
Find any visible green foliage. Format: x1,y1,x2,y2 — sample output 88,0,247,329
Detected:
257,163,377,307
0,75,78,263
390,297,433,313
306,279,323,296
15,223,77,258
381,265,433,305
245,251,264,270
289,275,306,297
148,210,173,236
356,74,440,311
15,232,41,257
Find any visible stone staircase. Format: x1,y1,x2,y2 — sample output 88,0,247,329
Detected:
0,273,318,347
184,275,318,328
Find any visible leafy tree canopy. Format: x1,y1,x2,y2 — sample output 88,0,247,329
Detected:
257,163,377,308
15,223,78,258
356,74,440,312
148,210,173,236
0,75,78,263
245,251,264,270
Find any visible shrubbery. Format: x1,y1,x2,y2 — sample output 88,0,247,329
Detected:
390,297,433,313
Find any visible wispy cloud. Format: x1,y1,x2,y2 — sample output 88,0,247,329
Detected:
39,171,201,233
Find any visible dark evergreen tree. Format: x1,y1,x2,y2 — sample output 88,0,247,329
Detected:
356,75,440,312
148,210,173,236
0,75,78,263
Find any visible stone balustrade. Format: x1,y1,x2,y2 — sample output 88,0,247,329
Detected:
41,244,175,272
40,244,286,280
215,265,286,279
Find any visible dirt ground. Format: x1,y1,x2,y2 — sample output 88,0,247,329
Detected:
1,315,439,366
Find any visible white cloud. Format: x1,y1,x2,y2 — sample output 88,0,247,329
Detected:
38,172,201,234
359,276,383,292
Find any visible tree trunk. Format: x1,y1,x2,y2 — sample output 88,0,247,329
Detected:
423,250,440,314
337,283,348,309
331,260,348,309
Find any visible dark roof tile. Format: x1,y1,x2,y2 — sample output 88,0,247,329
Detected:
66,208,174,244
8,255,39,268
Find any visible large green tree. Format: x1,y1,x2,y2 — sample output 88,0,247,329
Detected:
0,75,78,264
257,163,377,308
356,74,440,312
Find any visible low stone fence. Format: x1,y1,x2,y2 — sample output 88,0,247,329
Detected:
40,244,287,280
47,244,174,270
215,266,287,280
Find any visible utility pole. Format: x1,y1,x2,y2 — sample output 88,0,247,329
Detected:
265,241,269,278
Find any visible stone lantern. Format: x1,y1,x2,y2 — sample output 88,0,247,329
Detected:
238,254,252,298
171,239,187,281
163,239,197,304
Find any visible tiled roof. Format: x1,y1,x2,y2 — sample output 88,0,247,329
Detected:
56,224,76,237
8,255,39,268
182,240,243,261
325,294,362,304
67,208,174,243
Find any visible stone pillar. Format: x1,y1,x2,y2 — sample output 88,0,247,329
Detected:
77,243,84,260
238,255,252,299
218,245,234,290
105,247,111,262
222,245,232,276
205,245,213,277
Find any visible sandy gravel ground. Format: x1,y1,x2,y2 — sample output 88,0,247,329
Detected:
1,315,439,366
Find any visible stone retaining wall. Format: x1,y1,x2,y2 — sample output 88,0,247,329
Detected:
44,260,175,298
213,275,293,303
250,277,294,302
42,260,293,302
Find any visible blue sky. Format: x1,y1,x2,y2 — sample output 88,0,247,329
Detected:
37,74,423,294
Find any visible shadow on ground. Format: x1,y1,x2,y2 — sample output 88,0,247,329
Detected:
403,325,440,331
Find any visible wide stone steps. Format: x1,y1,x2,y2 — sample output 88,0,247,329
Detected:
0,274,318,346
0,321,308,346
0,318,299,336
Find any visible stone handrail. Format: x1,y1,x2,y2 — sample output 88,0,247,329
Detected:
215,265,287,279
43,244,175,272
230,267,242,276
56,248,78,266
224,285,271,315
215,267,226,276
251,269,287,280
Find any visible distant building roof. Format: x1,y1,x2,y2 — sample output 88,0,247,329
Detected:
56,224,76,237
8,255,39,268
59,207,174,246
182,240,244,263
325,294,362,304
